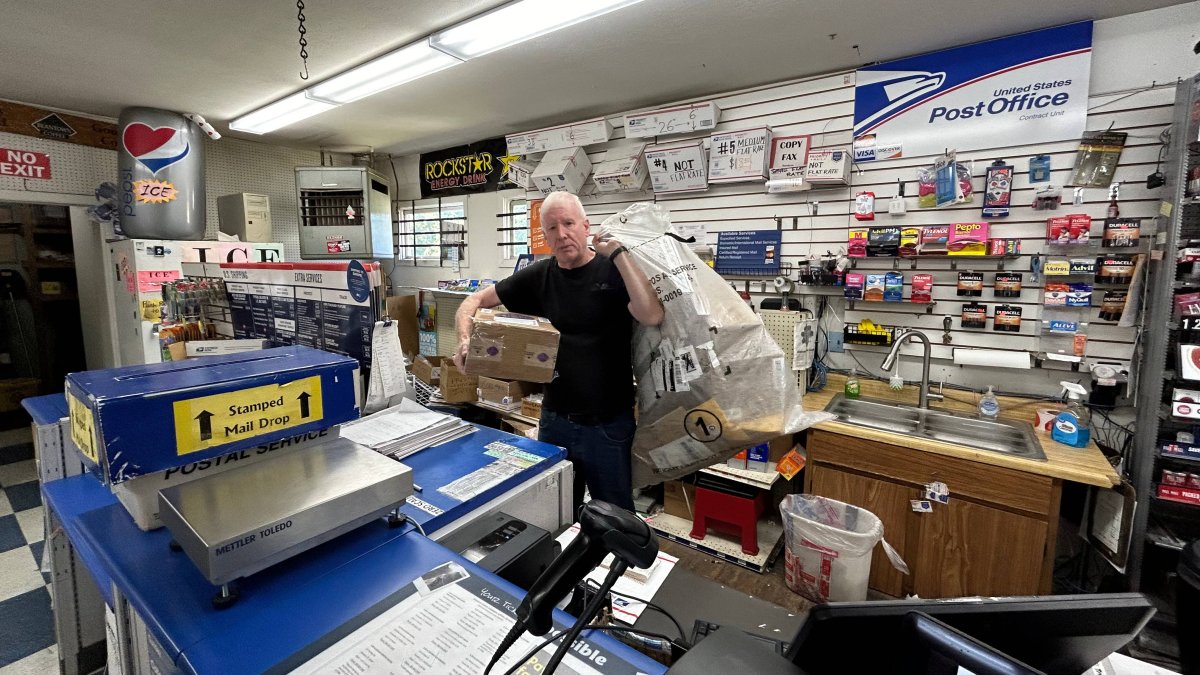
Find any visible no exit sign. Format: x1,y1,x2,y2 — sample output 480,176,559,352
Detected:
0,148,51,179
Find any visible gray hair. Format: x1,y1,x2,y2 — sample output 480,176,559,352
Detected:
540,191,587,219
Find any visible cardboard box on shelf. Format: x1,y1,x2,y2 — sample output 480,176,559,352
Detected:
386,294,420,359
662,479,696,519
0,377,39,412
532,147,592,196
440,364,479,404
521,395,543,420
465,309,560,383
65,346,360,484
411,354,445,386
593,144,648,193
477,376,538,407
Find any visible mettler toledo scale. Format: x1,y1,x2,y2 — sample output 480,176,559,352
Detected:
67,346,413,606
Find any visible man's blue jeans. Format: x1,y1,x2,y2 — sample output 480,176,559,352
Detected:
538,408,636,515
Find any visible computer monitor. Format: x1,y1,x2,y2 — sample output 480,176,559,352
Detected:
787,593,1155,675
905,612,1041,675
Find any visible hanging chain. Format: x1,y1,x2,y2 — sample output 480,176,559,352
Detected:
296,0,310,80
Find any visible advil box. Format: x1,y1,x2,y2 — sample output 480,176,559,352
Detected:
66,345,360,484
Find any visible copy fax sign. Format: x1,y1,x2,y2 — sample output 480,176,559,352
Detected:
853,22,1091,160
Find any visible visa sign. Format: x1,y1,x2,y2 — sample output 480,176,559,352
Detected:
853,22,1091,159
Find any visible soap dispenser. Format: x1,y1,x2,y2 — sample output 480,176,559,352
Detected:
979,386,1000,419
1051,382,1091,448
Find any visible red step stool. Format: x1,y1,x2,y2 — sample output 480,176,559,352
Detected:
689,485,766,555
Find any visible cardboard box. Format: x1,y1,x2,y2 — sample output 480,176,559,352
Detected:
0,233,21,263
66,345,360,484
477,376,538,407
440,365,479,404
662,479,696,519
386,294,420,359
0,377,39,413
769,435,795,463
593,144,648,193
521,396,543,420
532,147,592,196
465,309,560,383
411,354,444,386
111,427,337,530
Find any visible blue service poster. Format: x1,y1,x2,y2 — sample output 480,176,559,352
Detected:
715,230,782,275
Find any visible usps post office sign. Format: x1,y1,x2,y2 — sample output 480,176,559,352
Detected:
853,22,1092,160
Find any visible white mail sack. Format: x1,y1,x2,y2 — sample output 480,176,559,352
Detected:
597,203,831,487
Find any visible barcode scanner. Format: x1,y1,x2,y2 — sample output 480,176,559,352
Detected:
484,500,658,674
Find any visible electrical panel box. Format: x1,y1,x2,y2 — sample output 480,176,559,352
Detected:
295,167,392,259
217,193,272,242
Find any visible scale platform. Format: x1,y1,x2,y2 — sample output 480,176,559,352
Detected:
158,438,412,588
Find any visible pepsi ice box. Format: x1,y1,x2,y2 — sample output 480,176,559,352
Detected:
66,346,360,484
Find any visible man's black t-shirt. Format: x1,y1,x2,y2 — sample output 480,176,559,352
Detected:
495,255,633,416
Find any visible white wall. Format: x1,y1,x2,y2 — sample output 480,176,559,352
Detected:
387,3,1200,398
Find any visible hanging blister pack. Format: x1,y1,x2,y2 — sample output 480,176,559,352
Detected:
982,160,1013,218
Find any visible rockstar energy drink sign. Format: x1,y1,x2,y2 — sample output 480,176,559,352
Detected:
419,137,517,198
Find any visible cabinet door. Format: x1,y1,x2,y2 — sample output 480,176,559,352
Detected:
809,467,913,597
912,499,1047,598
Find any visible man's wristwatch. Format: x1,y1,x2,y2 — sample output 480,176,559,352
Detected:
610,246,629,262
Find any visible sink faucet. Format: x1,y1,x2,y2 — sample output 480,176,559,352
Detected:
881,329,944,409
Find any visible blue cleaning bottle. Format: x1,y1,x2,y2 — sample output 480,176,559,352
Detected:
1051,382,1091,448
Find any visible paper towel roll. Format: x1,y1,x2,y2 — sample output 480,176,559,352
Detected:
952,348,1031,369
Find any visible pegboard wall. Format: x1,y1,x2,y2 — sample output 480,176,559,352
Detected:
0,131,115,197
515,48,1172,396
204,136,320,261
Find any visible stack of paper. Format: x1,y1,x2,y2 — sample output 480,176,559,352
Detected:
340,398,474,459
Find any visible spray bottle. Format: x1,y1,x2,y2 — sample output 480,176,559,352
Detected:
1051,382,1091,448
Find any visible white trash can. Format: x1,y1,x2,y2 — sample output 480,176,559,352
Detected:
780,494,908,603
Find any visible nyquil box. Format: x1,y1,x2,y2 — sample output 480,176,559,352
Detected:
112,427,338,530
66,346,360,484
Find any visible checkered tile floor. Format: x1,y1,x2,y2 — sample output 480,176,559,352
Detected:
0,430,58,674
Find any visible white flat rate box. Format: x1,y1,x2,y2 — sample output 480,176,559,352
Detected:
531,147,592,196
506,117,612,155
646,141,708,194
624,101,720,139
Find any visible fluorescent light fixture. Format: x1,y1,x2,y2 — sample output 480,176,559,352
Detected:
429,0,646,60
229,92,337,135
306,41,462,104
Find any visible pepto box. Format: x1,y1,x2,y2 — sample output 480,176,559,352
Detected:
466,308,561,383
66,345,360,484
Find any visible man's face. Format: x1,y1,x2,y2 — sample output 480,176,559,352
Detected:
541,201,590,266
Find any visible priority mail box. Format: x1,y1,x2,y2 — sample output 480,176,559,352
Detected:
593,144,648,193
66,345,360,484
804,148,851,185
112,427,338,530
466,309,560,383
531,147,592,196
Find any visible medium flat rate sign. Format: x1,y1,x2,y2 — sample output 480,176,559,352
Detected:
852,22,1092,160
714,230,782,276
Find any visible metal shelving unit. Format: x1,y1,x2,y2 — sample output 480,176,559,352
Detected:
1129,74,1200,588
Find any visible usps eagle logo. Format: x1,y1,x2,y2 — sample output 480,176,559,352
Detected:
122,123,190,175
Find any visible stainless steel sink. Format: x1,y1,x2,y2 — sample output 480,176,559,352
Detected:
823,394,1046,460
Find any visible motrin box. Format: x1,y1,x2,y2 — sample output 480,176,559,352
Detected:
466,309,561,383
112,427,338,530
531,147,593,196
66,345,360,484
593,144,648,193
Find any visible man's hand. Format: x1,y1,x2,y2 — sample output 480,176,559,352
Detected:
452,340,470,374
591,234,623,257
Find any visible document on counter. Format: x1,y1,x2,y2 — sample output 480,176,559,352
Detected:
341,399,474,458
290,561,650,675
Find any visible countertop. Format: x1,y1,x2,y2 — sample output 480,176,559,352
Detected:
802,375,1120,488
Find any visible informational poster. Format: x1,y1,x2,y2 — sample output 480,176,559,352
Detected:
853,22,1092,159
714,230,782,275
708,127,772,182
219,261,380,368
528,198,551,255
645,141,708,193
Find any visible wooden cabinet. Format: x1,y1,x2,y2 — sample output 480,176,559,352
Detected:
808,466,913,597
803,429,1061,599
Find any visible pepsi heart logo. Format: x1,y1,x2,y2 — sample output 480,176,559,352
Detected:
123,123,190,175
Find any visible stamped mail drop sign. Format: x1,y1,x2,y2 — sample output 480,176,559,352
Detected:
172,376,324,456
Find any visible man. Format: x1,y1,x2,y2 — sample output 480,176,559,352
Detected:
453,192,663,513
